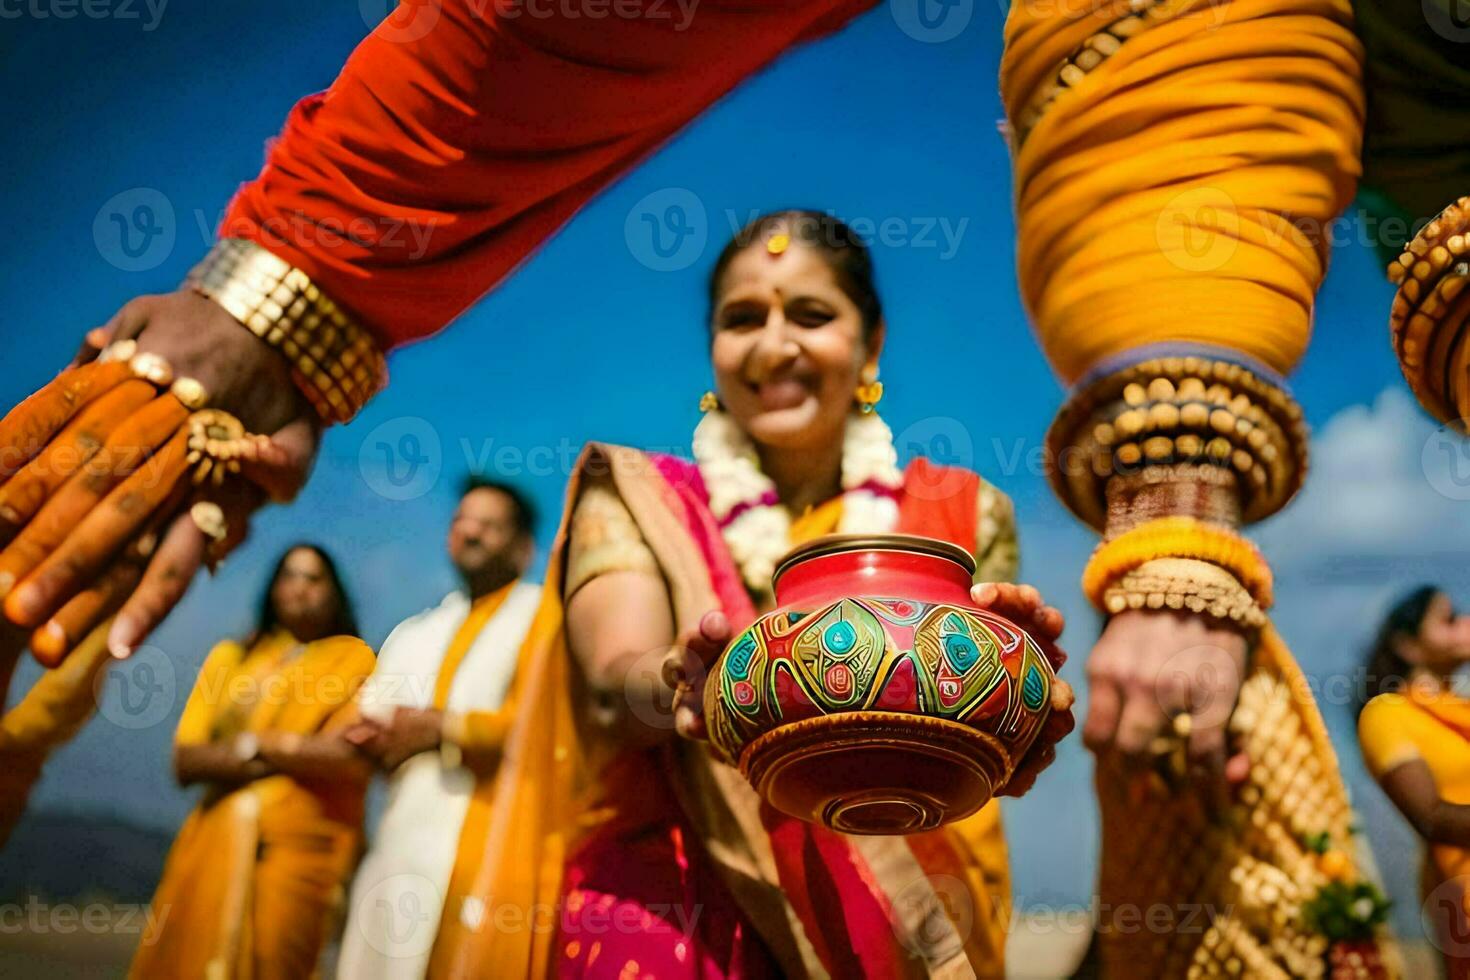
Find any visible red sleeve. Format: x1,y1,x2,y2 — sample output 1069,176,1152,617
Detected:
220,0,876,350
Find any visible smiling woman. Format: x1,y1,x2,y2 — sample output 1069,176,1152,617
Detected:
417,210,1074,978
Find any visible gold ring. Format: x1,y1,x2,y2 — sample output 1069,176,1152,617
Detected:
129,352,174,387
189,501,228,544
171,377,209,411
98,339,138,364
186,410,259,487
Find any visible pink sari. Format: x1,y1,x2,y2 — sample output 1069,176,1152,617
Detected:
555,450,1006,979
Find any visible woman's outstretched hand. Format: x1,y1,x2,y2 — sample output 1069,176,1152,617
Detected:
1082,609,1250,813
969,582,1076,798
662,610,731,742
0,288,319,663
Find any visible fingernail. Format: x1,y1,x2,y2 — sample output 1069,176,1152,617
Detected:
0,571,13,599
33,622,67,661
108,616,138,659
4,584,42,626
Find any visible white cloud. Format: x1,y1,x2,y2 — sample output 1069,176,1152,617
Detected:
1258,386,1470,564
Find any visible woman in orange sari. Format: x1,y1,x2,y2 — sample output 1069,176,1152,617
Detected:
424,211,1075,979
1360,587,1470,979
129,544,375,980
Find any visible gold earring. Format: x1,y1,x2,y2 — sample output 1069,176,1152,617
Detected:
699,390,721,413
855,368,884,414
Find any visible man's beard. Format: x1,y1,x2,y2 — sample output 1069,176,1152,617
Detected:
456,549,520,597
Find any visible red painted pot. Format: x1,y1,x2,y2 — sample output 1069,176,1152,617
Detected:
706,533,1055,835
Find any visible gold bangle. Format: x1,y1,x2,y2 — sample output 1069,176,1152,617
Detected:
1101,557,1266,629
1082,515,1274,610
1048,354,1307,529
186,238,387,425
1388,196,1470,427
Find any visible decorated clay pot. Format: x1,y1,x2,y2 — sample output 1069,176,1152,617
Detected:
706,533,1055,835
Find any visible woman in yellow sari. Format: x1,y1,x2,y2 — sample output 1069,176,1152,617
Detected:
129,544,375,980
423,211,1075,979
1360,587,1470,979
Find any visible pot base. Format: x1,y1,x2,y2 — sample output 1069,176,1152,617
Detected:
739,711,1009,835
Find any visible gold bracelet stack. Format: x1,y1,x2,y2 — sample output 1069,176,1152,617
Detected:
1388,196,1470,427
1083,515,1272,634
1101,556,1266,629
187,238,387,425
1047,354,1308,530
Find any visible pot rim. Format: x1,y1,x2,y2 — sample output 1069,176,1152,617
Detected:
771,532,977,590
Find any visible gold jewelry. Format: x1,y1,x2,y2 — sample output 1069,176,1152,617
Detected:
699,390,720,413
185,410,265,487
187,238,387,425
1048,354,1307,530
855,365,884,414
98,339,138,364
129,352,174,387
189,501,228,543
170,377,209,411
765,232,791,256
1099,556,1266,629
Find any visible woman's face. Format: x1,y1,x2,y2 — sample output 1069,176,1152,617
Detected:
270,548,338,639
1413,592,1470,670
710,241,878,452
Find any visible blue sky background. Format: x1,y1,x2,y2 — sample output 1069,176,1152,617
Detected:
2,0,1466,947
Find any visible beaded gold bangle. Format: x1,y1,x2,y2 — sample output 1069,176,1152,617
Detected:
1048,355,1307,529
1388,196,1470,427
1081,515,1273,612
186,238,387,425
1101,557,1266,629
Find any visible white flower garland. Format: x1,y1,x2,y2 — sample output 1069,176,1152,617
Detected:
692,408,904,594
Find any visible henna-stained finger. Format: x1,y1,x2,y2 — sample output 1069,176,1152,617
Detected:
0,380,156,541
4,428,189,628
0,362,134,486
0,395,188,601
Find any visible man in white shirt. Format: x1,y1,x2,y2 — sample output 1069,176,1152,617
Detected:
337,478,542,979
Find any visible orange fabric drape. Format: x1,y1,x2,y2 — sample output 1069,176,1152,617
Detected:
221,0,878,348
1001,0,1365,384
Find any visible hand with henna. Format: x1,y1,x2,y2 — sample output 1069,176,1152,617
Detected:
0,288,319,666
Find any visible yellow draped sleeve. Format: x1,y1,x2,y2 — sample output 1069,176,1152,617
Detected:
1358,693,1426,779
174,639,246,746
